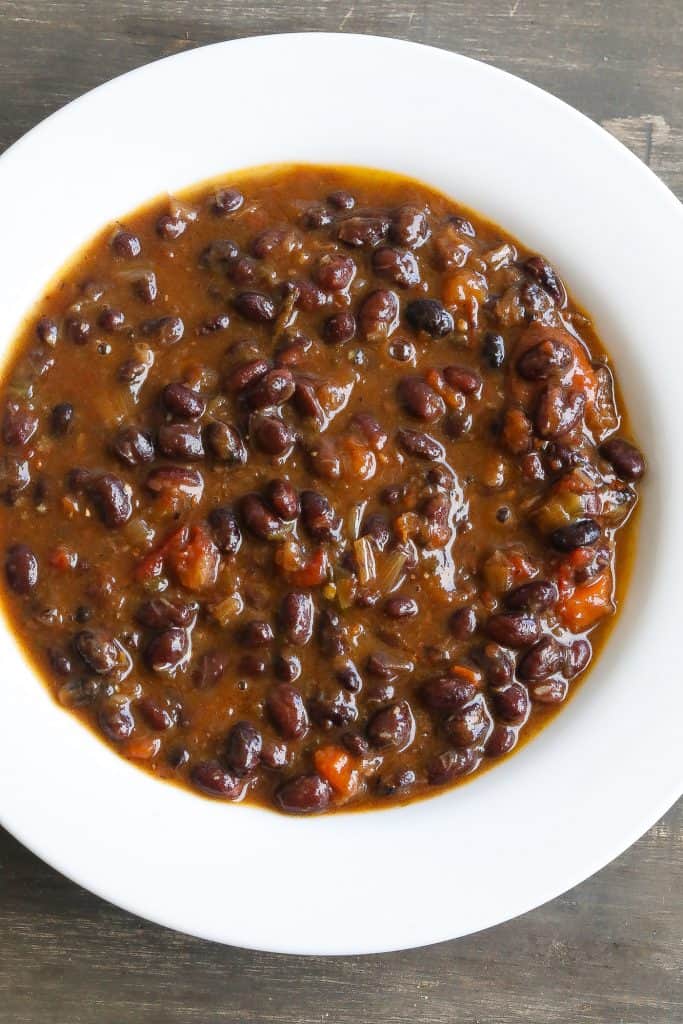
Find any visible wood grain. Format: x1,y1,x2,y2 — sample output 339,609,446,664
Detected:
0,2,681,1021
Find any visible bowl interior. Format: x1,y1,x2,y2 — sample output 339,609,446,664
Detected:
0,33,680,954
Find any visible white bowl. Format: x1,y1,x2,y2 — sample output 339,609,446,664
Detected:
0,33,681,955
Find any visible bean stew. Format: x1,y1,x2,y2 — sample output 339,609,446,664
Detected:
0,165,644,814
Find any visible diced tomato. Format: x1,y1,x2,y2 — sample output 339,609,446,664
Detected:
289,548,329,587
168,524,221,592
134,525,189,583
313,745,357,796
48,545,78,571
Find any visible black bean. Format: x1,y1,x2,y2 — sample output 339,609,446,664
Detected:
198,313,231,334
565,638,591,678
198,239,239,270
57,677,100,708
98,307,126,332
146,627,189,674
366,651,414,681
239,653,266,676
74,629,120,674
132,271,158,304
99,698,135,742
3,401,38,447
524,256,566,306
48,402,73,437
449,606,477,639
482,331,505,368
420,676,477,711
156,214,186,241
251,228,290,259
140,315,185,345
492,682,529,723
517,338,573,381
193,650,227,689
251,413,296,456
233,291,277,322
300,489,341,540
226,358,270,393
376,768,417,796
266,478,299,520
397,428,443,461
391,205,430,248
205,421,247,464
274,652,302,683
529,677,568,704
315,254,356,291
358,289,399,338
276,774,332,814
275,333,313,366
535,385,585,438
111,230,141,258
323,310,356,345
443,697,491,746
267,683,309,739
485,725,518,758
309,689,357,727
246,368,295,410
229,257,258,284
139,697,178,731
367,700,415,750
212,188,244,215
48,648,72,677
443,365,482,395
5,544,38,594
240,493,286,541
87,473,133,528
111,426,155,466
342,731,369,755
225,721,262,776
318,607,348,658
280,592,314,646
599,437,645,480
362,513,391,552
135,596,196,630
506,579,558,612
517,635,564,681
167,746,190,769
191,761,244,799
162,382,205,419
427,747,479,785
486,613,540,648
384,595,418,619
302,205,333,229
550,518,601,551
328,190,355,210
338,214,390,248
157,422,204,460
241,619,274,647
336,660,363,693
444,409,473,439
372,247,420,288
208,507,242,555
36,316,59,346
406,299,453,337
0,455,30,499
398,377,445,421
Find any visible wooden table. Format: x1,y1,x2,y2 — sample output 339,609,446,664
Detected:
1,3,681,1021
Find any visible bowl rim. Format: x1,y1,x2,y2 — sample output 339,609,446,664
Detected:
0,31,681,955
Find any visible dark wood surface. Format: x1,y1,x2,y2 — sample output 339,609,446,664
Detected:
0,2,681,1021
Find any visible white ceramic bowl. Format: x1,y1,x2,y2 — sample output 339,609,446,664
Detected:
0,33,681,955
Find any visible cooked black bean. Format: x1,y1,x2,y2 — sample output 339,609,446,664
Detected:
517,337,573,380
323,310,356,345
112,426,155,466
280,592,314,646
338,214,390,248
505,580,558,612
427,748,479,785
302,205,333,229
74,628,120,674
397,428,443,461
212,188,244,215
420,676,477,712
226,358,270,394
267,683,309,739
233,291,277,322
391,205,430,249
158,422,205,460
486,613,540,648
565,638,591,678
87,473,133,528
358,289,399,338
49,402,74,436
309,689,357,727
208,506,242,555
406,299,453,337
205,421,247,464
315,253,356,291
524,256,566,306
139,697,178,731
251,413,296,456
156,214,186,241
135,596,196,630
241,619,274,647
225,721,262,776
162,382,205,419
517,635,564,681
191,761,244,799
443,697,491,747
366,650,414,681
276,774,332,814
482,331,505,368
146,627,189,674
301,489,341,540
361,513,391,551
449,606,477,639
485,725,517,758
367,700,415,750
266,478,299,520
247,368,295,410
398,377,445,421
240,493,286,541
5,544,38,594
492,683,529,724
198,313,231,334
550,518,601,551
3,401,38,447
274,652,302,683
328,190,355,210
36,316,59,346
193,650,227,690
99,697,135,742
599,437,645,480
384,595,418,619
98,307,126,332
132,271,158,304
372,247,420,288
111,230,141,258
